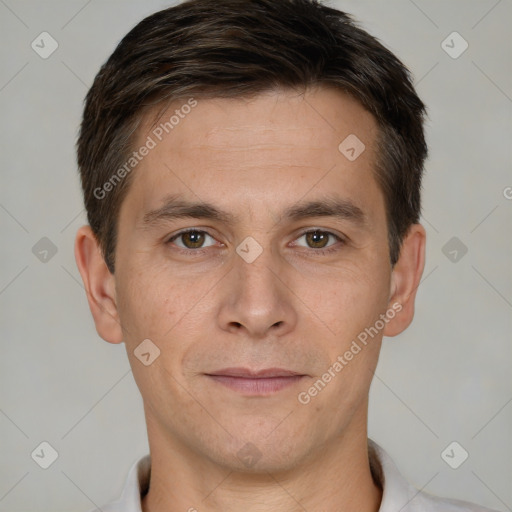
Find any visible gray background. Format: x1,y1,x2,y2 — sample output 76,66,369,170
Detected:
0,0,511,510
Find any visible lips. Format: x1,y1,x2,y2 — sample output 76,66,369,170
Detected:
206,367,303,378
205,367,306,395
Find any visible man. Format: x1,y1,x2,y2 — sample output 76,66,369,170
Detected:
74,0,498,511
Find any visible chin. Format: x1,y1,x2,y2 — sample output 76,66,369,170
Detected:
204,426,312,475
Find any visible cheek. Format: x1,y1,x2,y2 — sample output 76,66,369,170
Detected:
116,256,222,353
115,263,180,342
293,258,390,343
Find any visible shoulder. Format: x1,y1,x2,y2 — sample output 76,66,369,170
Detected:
368,439,500,512
411,490,500,511
86,454,151,512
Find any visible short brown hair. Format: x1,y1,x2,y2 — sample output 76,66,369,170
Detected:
77,0,428,273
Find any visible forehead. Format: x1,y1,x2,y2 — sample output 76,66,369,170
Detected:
141,87,376,152
123,86,382,221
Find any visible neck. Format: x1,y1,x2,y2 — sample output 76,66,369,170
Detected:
141,405,382,512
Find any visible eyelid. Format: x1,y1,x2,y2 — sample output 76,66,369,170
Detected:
294,227,345,240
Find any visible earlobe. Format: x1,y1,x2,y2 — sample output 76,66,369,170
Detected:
74,225,124,344
383,224,426,338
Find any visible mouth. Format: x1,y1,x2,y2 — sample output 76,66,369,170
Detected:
205,367,307,395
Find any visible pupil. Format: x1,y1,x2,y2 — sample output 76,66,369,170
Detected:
185,231,204,248
308,231,327,248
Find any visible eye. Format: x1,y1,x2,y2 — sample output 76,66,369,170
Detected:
167,229,217,250
165,228,345,256
294,229,344,254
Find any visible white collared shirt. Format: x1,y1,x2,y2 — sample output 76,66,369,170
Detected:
91,440,498,512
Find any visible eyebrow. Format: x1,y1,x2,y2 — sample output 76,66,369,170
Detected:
141,193,367,228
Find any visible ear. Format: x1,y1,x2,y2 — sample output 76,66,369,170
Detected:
74,225,123,344
383,223,426,337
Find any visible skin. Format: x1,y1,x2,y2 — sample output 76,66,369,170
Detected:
75,86,425,512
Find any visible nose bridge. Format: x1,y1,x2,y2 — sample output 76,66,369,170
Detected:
237,245,278,301
235,239,281,310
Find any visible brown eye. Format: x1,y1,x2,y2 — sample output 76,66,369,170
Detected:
168,230,215,250
305,230,330,249
181,231,205,248
294,229,344,255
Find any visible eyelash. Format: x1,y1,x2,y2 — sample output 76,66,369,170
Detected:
166,228,345,256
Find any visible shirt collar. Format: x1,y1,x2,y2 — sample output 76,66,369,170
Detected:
97,439,459,512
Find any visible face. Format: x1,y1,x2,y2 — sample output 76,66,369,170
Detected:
79,86,423,473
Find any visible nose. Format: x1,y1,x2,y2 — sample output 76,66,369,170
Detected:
216,244,298,340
